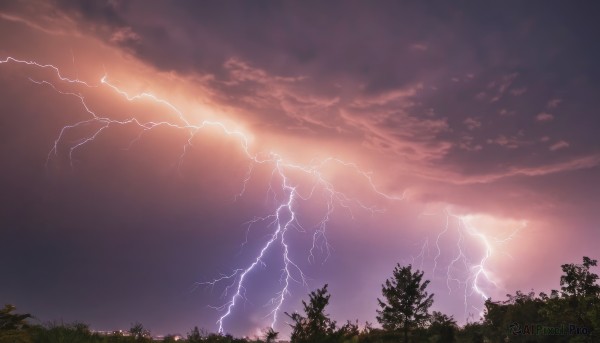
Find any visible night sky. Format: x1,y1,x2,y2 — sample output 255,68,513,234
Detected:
1,0,600,339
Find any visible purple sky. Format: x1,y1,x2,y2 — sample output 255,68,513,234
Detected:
1,0,600,339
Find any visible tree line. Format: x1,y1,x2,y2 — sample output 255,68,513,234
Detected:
2,256,599,342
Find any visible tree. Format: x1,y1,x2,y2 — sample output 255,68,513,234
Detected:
335,320,360,342
480,257,600,342
263,327,279,343
558,256,600,338
129,322,150,342
560,256,600,298
483,291,548,342
187,326,211,343
376,264,434,343
285,284,336,343
457,322,484,343
0,305,31,331
427,311,457,342
0,305,32,343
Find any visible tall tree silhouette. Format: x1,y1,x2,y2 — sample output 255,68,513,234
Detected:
559,256,600,337
285,284,336,343
560,256,600,298
377,264,434,343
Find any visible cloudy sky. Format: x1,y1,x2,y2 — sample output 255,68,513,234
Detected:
1,0,599,338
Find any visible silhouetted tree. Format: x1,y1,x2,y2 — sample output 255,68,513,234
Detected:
335,320,360,342
479,257,600,342
559,256,600,339
129,322,150,342
560,257,600,298
376,264,434,342
457,322,485,343
0,305,32,343
0,305,31,332
263,327,278,343
484,289,550,341
427,311,457,342
286,284,336,343
187,326,207,343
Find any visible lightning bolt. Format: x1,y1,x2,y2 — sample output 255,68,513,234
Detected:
419,208,524,318
1,56,408,334
3,55,528,331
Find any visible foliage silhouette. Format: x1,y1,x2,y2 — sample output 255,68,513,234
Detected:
376,263,434,342
129,322,151,342
560,257,600,298
483,256,600,342
263,327,278,343
0,305,31,343
285,284,337,343
427,311,458,342
3,256,599,342
187,326,207,343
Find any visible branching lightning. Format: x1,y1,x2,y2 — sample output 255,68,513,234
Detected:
1,56,524,332
1,56,408,334
418,208,525,319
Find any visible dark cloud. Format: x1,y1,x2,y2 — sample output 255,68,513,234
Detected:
2,0,600,338
55,0,127,26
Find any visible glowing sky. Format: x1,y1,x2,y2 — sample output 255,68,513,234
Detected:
1,0,600,338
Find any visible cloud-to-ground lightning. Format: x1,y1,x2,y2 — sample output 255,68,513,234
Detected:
418,208,526,319
1,56,521,332
0,56,412,333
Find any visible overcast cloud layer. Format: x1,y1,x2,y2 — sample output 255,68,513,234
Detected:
1,0,600,338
